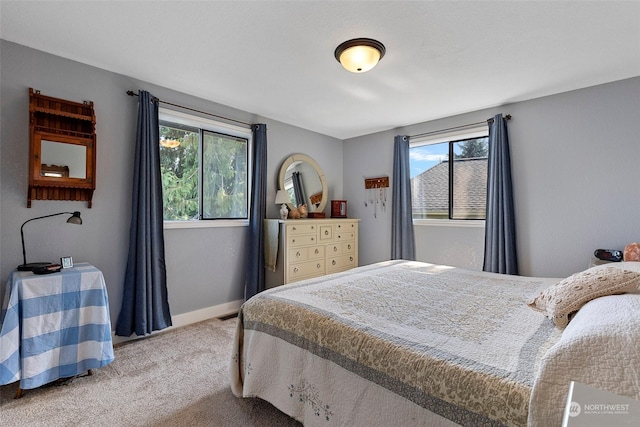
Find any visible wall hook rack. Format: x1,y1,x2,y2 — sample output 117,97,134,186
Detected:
363,176,389,218
364,176,389,189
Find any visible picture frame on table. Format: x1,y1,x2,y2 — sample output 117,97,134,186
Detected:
60,256,73,269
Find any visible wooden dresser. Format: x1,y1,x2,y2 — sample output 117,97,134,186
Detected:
265,218,359,288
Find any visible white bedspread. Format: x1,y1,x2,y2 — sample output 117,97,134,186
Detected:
231,260,569,426
529,293,640,426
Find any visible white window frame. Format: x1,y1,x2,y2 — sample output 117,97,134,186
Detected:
159,108,252,229
410,124,488,228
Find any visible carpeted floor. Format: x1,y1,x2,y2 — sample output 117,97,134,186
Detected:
0,318,301,426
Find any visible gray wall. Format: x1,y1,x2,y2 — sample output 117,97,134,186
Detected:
0,40,343,327
2,39,639,329
344,76,640,278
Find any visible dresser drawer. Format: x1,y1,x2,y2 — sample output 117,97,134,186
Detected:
286,223,318,235
287,234,317,247
334,231,356,242
334,222,357,233
327,253,356,273
289,259,325,280
289,245,324,262
319,225,333,242
328,241,355,256
308,245,325,259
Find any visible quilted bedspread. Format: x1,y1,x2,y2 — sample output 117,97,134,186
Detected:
529,292,640,426
231,260,568,426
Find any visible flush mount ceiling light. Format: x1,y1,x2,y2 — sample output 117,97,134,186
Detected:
334,38,386,73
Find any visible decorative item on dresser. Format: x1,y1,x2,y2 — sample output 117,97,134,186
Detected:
278,153,328,217
264,218,359,288
274,190,291,220
331,200,347,218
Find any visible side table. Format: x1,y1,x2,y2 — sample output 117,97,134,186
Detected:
0,263,114,397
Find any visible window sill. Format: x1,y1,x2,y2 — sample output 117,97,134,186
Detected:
164,219,249,230
413,219,485,228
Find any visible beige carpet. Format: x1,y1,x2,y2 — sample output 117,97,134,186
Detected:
0,318,301,426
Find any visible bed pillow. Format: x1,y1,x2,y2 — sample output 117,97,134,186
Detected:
528,267,640,328
590,261,640,274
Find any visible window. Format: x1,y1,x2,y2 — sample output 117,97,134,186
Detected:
159,109,251,222
410,127,488,220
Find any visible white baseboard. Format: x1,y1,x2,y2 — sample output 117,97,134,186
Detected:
112,299,243,345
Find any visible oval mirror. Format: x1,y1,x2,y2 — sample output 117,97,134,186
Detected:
279,153,328,214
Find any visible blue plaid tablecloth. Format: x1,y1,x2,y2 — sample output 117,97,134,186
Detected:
0,263,114,389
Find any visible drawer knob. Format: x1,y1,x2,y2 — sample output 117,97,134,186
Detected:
292,227,297,231
332,260,337,265
294,267,299,273
333,246,338,252
350,256,353,262
292,239,296,243
317,263,321,269
347,244,351,250
296,251,301,257
324,230,329,235
311,237,315,241
314,249,319,254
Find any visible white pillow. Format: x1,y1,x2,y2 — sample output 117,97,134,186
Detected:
590,261,640,273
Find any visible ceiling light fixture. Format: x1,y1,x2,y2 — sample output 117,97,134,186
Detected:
334,38,386,73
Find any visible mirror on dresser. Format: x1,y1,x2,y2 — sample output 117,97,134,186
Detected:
278,153,328,214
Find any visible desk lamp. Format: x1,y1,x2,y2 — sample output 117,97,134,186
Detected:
275,190,291,220
18,211,82,271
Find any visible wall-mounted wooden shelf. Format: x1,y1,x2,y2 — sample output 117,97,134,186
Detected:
28,88,96,208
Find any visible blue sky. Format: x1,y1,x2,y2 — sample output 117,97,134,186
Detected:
409,143,449,178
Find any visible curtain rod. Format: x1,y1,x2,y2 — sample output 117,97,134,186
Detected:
125,90,251,127
409,114,511,140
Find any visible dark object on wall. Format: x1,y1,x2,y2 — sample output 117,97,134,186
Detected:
331,200,347,218
594,249,623,262
28,88,96,208
17,211,82,271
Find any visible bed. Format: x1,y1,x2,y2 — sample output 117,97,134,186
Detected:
230,260,640,426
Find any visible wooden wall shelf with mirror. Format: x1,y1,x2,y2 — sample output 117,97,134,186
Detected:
28,88,96,208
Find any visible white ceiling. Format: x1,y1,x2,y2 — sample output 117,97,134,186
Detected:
2,1,639,140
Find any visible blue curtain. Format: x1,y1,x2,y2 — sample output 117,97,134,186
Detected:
483,114,518,275
245,124,267,300
291,171,305,207
116,90,172,337
391,135,416,260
